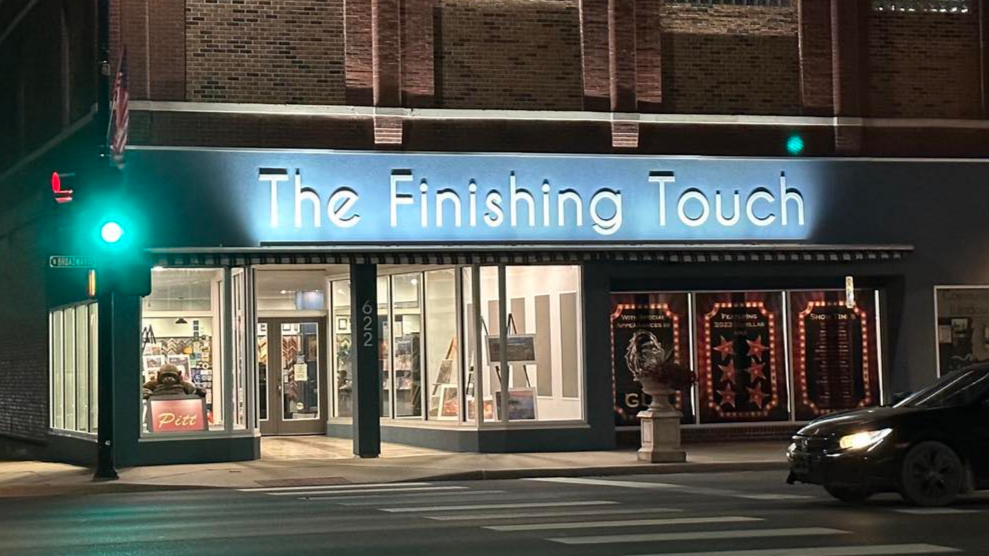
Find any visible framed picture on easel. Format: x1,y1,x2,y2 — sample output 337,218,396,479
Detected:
494,387,537,420
485,334,537,365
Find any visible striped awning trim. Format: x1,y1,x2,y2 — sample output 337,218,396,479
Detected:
148,244,913,267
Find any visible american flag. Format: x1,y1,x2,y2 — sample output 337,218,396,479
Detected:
108,49,129,168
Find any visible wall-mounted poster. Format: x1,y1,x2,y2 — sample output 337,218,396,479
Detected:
790,290,880,421
610,293,693,426
695,291,789,423
936,288,989,375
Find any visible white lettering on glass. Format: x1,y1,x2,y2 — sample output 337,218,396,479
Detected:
259,170,289,228
779,171,805,226
590,189,622,236
715,190,741,226
509,172,535,227
327,188,361,228
390,171,414,227
648,172,675,227
677,188,710,227
746,188,777,227
295,170,321,228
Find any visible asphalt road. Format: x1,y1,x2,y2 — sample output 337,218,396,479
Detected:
2,470,988,555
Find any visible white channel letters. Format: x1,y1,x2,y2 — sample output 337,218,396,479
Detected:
259,168,805,238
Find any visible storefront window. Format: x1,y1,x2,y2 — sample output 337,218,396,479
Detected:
392,273,423,418
255,270,326,312
331,280,353,418
789,290,881,420
425,269,458,421
142,269,223,434
695,291,790,424
935,287,989,375
378,276,390,417
258,322,269,421
49,302,98,434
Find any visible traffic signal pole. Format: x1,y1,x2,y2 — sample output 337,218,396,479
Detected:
93,0,118,480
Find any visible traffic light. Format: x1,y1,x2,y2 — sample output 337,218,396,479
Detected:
786,134,805,156
48,163,152,297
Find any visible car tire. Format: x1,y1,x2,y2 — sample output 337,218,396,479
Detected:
899,441,965,507
824,485,873,503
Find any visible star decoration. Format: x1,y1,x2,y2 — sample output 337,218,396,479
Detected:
746,335,769,359
745,361,767,382
717,386,736,408
718,358,737,385
713,336,735,361
747,384,769,408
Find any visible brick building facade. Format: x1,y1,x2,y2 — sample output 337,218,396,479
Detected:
3,0,989,461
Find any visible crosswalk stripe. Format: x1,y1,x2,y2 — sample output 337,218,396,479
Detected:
485,515,761,532
268,486,467,497
239,482,432,492
529,477,813,501
894,508,979,515
427,507,683,521
627,544,960,556
736,494,814,501
549,527,847,545
530,477,677,489
333,490,506,504
381,500,618,513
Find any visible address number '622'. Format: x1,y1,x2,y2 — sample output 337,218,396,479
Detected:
362,299,374,347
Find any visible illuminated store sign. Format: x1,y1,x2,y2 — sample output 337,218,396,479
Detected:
131,150,820,245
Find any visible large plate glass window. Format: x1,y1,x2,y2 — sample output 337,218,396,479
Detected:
695,291,790,423
788,290,881,420
425,269,459,420
141,268,223,434
610,292,693,425
935,287,989,375
392,273,423,418
331,280,353,418
49,302,99,434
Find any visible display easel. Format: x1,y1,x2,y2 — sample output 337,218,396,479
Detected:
465,314,532,396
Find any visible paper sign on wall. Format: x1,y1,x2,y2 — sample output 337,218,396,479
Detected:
293,363,308,382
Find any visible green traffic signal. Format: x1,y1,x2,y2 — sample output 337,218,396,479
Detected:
786,134,805,156
100,221,124,244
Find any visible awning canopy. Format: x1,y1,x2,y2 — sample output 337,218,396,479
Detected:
149,244,913,267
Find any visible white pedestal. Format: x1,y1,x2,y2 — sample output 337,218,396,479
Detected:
637,409,686,463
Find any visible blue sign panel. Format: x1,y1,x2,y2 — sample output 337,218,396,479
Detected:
130,149,822,246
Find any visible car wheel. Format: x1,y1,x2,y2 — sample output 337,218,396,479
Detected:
899,441,964,507
825,485,873,503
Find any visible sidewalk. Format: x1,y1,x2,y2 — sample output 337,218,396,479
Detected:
0,441,788,498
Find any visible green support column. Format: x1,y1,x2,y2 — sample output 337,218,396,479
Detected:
351,263,381,458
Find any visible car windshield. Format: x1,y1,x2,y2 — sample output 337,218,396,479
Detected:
896,367,989,409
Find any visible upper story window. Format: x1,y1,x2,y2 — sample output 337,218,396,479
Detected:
873,1,971,13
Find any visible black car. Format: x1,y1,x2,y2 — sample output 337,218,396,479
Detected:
787,364,989,506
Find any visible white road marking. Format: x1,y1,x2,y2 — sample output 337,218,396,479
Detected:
628,544,960,556
485,515,761,532
530,477,678,489
381,500,618,513
269,486,467,496
333,490,506,504
529,477,812,501
894,508,979,515
427,507,683,521
736,493,814,500
550,527,847,545
240,482,432,492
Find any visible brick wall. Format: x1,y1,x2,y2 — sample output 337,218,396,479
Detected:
659,2,802,115
0,215,50,442
435,0,583,110
867,10,982,119
186,0,346,104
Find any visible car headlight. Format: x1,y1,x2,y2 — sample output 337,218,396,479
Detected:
838,428,893,451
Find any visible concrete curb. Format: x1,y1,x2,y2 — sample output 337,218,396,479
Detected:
413,460,790,483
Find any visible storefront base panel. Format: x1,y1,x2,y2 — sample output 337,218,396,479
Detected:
46,433,98,467
120,436,261,467
0,433,48,461
616,424,801,448
326,423,614,454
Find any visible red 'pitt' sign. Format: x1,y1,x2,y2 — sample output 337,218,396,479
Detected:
148,398,207,433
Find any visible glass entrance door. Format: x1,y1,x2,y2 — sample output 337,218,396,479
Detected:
258,318,327,435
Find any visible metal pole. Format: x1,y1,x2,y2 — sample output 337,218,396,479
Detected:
351,263,381,458
97,0,111,159
94,290,117,480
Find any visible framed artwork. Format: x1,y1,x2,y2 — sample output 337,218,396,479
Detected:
144,355,165,374
436,359,455,385
437,384,459,420
336,317,350,332
494,387,537,420
467,397,495,420
485,334,537,365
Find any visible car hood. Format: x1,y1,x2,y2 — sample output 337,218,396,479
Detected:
796,406,924,437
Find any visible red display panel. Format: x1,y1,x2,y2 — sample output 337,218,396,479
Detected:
790,290,880,420
147,397,208,433
611,293,693,426
696,292,789,423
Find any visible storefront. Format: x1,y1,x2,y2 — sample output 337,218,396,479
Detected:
44,148,989,465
